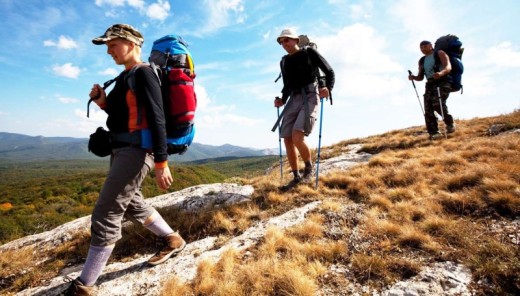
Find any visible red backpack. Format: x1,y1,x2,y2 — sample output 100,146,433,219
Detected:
126,35,197,154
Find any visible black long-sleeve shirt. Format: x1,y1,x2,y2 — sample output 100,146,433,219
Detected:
280,47,335,101
103,65,168,163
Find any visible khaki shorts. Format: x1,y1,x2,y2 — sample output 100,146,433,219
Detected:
280,85,319,138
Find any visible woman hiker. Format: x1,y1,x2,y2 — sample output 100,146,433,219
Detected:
65,24,186,295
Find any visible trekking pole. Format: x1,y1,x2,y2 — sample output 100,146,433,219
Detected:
315,97,325,189
277,106,283,181
408,70,424,115
436,87,448,139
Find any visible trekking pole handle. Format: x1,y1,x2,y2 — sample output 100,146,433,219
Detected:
408,70,417,88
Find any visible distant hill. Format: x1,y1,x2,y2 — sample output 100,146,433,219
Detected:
0,132,277,163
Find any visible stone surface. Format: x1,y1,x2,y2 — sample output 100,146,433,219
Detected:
1,183,254,253
17,202,322,296
382,262,472,296
317,144,373,173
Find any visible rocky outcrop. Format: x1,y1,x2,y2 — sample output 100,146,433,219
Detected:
1,184,254,254
382,262,472,296
19,202,322,296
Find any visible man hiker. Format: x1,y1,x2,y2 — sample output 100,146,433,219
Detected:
273,28,335,191
408,40,455,139
65,24,186,295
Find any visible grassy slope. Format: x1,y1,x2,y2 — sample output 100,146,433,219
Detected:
1,111,519,295
164,110,519,295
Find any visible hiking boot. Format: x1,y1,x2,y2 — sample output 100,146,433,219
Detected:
429,132,443,140
278,177,301,192
147,232,186,266
446,124,456,134
64,278,92,296
301,166,314,183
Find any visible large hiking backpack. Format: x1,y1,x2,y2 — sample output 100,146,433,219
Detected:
127,35,197,154
149,35,196,133
433,34,464,93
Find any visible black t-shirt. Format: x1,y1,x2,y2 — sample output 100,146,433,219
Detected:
280,47,334,101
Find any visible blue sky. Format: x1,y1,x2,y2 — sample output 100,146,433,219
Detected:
0,0,519,150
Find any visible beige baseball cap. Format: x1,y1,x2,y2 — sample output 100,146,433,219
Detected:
92,24,144,46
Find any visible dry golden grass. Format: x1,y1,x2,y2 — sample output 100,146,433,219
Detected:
351,253,421,284
4,111,520,295
319,199,344,213
77,109,520,295
158,110,519,294
0,230,91,294
175,227,341,296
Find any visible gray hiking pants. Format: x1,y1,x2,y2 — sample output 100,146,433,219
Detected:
90,146,155,246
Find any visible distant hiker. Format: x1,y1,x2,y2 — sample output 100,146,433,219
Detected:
409,40,456,139
65,24,186,295
273,28,334,191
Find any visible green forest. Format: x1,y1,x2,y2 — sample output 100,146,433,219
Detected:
0,156,277,244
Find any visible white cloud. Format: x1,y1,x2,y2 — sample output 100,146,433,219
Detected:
95,0,170,22
314,24,403,100
198,0,246,35
390,0,445,48
43,35,78,49
349,1,373,20
76,108,107,126
99,68,120,76
196,62,228,71
487,42,520,68
127,0,145,9
146,0,170,21
194,84,211,109
52,63,81,79
95,0,125,6
194,83,260,128
262,30,271,40
57,96,80,104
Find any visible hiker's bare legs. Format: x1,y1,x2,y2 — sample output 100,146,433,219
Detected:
292,130,311,163
284,130,311,173
284,137,299,172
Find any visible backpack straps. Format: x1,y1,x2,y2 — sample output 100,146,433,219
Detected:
86,75,119,118
275,55,287,83
125,63,161,125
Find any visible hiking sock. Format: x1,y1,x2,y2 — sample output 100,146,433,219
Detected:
79,244,114,286
304,161,312,169
144,213,175,237
292,170,301,180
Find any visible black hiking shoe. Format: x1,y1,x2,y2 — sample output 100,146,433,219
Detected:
64,278,92,296
301,166,314,183
279,177,301,192
447,124,456,134
429,132,443,140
